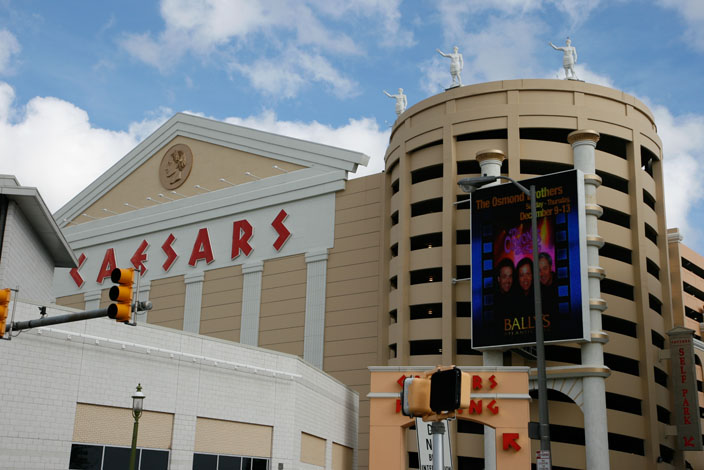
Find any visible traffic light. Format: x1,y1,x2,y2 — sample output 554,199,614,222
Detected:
401,376,432,417
0,288,10,336
108,268,134,323
430,367,472,413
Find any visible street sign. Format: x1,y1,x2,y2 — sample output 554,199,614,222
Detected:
415,418,452,470
536,450,551,470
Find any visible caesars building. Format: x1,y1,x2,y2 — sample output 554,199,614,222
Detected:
50,79,704,469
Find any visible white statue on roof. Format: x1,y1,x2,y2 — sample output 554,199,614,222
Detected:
549,37,578,80
384,88,407,117
437,46,463,88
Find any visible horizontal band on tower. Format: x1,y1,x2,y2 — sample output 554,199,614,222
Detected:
586,235,605,248
588,266,606,279
583,173,602,187
585,203,603,217
590,331,609,343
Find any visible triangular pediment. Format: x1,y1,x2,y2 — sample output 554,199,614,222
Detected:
73,136,305,224
55,113,369,228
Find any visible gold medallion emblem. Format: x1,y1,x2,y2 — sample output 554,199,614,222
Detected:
159,144,193,189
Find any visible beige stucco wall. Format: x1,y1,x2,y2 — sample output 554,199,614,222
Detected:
332,442,353,470
200,265,243,342
147,274,185,330
300,432,326,467
324,174,384,470
55,292,84,310
194,417,272,458
259,254,306,356
73,403,173,449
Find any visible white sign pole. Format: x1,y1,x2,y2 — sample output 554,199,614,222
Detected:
415,418,453,470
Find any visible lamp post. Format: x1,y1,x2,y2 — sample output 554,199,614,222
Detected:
458,175,552,464
129,384,145,470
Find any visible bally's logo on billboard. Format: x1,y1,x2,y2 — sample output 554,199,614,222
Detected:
470,169,590,349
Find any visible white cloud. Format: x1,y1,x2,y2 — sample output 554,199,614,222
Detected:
120,0,410,98
422,15,546,88
419,56,448,95
0,81,169,212
0,29,20,74
308,0,415,47
657,0,704,51
547,0,606,29
120,0,361,69
650,103,704,245
232,48,359,99
223,110,389,177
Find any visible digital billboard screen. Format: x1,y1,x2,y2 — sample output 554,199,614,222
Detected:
470,169,589,349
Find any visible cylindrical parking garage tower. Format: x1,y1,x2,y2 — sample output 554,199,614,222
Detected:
383,79,673,469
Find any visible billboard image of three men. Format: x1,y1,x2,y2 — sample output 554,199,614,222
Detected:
470,170,590,349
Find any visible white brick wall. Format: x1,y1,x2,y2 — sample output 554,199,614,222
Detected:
0,300,358,470
0,201,56,304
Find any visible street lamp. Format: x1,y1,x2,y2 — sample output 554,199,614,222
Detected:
129,383,145,470
457,175,552,463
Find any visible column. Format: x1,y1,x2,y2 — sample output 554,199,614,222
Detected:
568,129,610,470
83,290,101,311
476,149,506,470
183,272,204,334
303,249,328,369
240,261,264,346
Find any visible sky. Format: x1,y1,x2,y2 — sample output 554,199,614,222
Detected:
2,0,704,250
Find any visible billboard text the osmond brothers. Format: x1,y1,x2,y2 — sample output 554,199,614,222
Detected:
470,170,589,349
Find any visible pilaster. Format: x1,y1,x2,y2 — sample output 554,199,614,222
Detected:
240,261,264,346
183,272,204,334
303,249,328,368
83,290,102,311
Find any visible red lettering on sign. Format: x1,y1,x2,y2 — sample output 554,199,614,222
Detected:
472,375,482,390
70,253,87,288
189,228,214,266
272,209,291,251
130,240,149,274
489,374,498,389
684,436,695,448
468,400,482,414
232,220,253,259
161,234,178,272
487,399,499,415
503,433,521,451
680,347,685,356
96,249,117,283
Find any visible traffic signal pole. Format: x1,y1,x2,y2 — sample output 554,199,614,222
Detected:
3,267,152,339
7,307,112,334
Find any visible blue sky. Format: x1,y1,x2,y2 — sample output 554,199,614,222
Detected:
3,0,704,250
